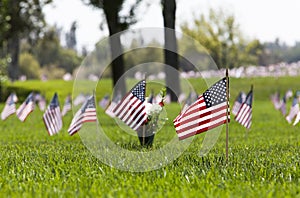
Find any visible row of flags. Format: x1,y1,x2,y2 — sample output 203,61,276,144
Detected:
1,93,72,121
234,87,253,129
271,90,300,126
1,74,254,141
1,92,97,136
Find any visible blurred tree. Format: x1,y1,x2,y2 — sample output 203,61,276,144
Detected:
181,9,266,68
19,52,41,79
0,57,9,101
162,0,181,102
81,46,88,57
34,26,82,74
40,64,66,79
82,0,142,96
124,39,163,75
284,42,300,63
262,38,287,65
58,49,82,73
181,9,240,68
65,21,77,51
0,0,10,56
1,0,52,80
243,39,264,66
34,27,61,67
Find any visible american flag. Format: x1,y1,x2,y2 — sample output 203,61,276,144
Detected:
271,92,281,109
38,96,46,111
232,92,246,116
178,93,186,103
235,88,253,129
61,95,72,116
12,93,18,103
165,94,171,104
73,93,86,106
293,106,300,126
177,91,198,117
34,93,42,101
99,94,110,109
280,96,287,116
43,93,62,136
174,78,230,140
147,91,154,104
113,80,147,131
105,92,122,118
285,89,293,100
156,93,171,104
1,93,17,120
16,92,35,122
68,94,97,136
286,96,299,124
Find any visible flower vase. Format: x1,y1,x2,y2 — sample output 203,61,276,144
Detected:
137,125,155,147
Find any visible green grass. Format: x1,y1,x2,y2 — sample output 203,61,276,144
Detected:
0,76,300,197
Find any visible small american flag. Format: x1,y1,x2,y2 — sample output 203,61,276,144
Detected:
62,95,72,116
38,96,46,111
68,94,97,136
286,96,299,124
12,93,18,103
105,92,122,118
184,91,198,107
280,96,287,116
274,94,282,110
113,80,147,131
99,94,110,109
43,93,62,136
176,91,198,119
232,92,246,116
293,106,300,126
174,78,230,140
271,92,280,109
16,93,35,122
1,93,17,120
235,88,253,129
178,93,186,103
147,91,154,104
73,93,86,106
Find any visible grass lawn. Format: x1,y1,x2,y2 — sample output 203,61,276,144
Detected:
0,76,299,197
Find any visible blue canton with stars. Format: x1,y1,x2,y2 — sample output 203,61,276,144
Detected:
131,80,146,102
244,90,253,107
81,95,96,113
49,93,60,109
203,78,228,108
8,94,15,105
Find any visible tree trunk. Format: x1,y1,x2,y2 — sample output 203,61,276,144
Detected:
162,0,181,102
7,0,20,81
103,1,127,97
7,35,20,81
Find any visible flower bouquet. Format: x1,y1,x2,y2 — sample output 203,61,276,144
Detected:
137,88,168,147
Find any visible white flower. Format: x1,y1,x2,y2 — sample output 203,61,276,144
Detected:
145,103,163,117
148,104,162,116
145,102,153,115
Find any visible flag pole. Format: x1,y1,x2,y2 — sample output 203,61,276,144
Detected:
245,84,253,139
142,125,146,145
226,68,229,162
143,73,147,146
